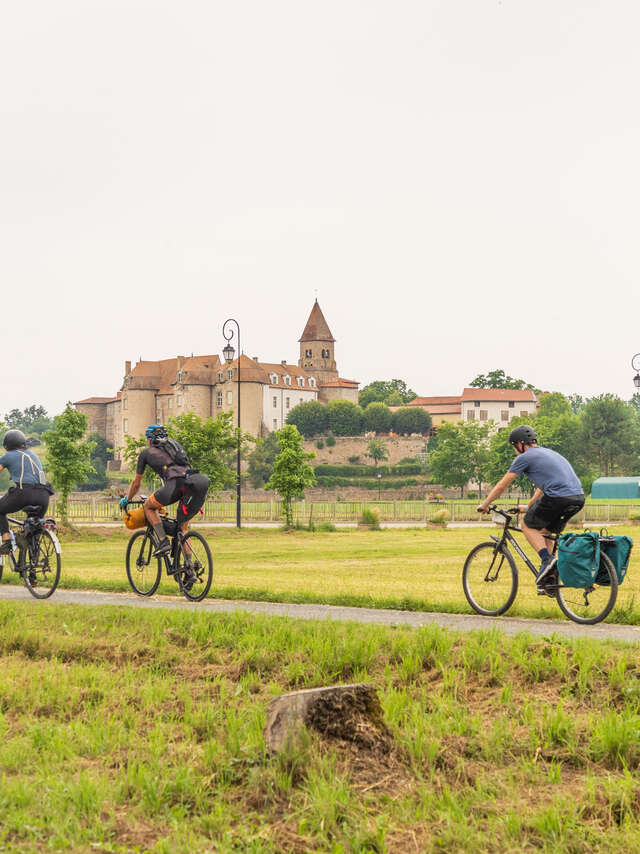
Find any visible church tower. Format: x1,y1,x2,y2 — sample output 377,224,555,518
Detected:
298,299,339,387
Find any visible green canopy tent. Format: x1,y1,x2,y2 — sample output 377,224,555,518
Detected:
591,477,640,499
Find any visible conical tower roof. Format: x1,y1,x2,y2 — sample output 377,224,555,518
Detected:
298,300,335,343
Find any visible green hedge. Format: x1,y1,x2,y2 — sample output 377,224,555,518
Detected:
314,463,423,477
316,476,420,489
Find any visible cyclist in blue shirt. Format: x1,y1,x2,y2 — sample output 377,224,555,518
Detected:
0,430,52,553
477,425,585,591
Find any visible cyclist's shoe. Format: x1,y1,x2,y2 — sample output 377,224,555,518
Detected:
153,537,171,557
536,559,558,597
28,571,38,587
0,542,11,555
181,568,197,591
536,557,556,585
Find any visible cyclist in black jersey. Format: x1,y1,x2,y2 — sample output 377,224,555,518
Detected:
119,425,209,556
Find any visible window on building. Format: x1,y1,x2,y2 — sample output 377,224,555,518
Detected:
479,410,488,421
273,419,278,429
305,349,312,358
501,410,509,421
123,397,128,411
284,375,291,386
168,398,173,409
297,376,304,387
123,418,129,433
216,392,222,407
299,398,303,404
309,378,315,388
474,401,480,407
467,410,475,420
217,371,223,382
270,373,278,384
273,396,277,408
227,369,234,380
177,395,183,406
226,390,233,405
286,397,290,409
508,401,515,408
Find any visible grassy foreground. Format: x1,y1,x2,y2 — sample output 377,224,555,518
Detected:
20,525,640,624
1,604,640,852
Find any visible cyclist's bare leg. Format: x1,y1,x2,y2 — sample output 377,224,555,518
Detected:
180,521,193,556
520,520,553,554
144,494,163,527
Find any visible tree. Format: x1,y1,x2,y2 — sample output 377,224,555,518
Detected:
537,392,571,419
365,438,389,467
43,404,95,522
580,394,636,477
363,402,392,434
5,404,53,436
247,432,280,488
429,421,492,498
76,432,114,491
469,369,534,390
359,379,417,409
567,394,586,415
286,400,328,438
168,411,246,492
391,407,431,436
266,425,316,527
326,400,364,436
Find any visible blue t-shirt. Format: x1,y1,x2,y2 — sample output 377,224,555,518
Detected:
0,449,46,487
508,446,583,497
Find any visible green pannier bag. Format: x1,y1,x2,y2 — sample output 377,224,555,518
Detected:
557,532,600,588
596,535,633,586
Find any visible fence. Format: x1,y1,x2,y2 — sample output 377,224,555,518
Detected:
49,498,640,525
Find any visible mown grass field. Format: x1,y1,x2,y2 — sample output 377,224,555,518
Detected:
14,525,640,624
1,604,640,852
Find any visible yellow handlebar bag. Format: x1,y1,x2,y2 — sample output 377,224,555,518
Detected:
124,507,147,530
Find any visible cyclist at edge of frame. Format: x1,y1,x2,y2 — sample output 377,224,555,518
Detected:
119,425,210,558
476,424,585,593
0,429,54,554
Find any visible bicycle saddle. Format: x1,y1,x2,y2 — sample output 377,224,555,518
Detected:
24,505,44,518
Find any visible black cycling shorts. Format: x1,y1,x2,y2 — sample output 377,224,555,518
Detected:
152,474,210,523
524,494,585,533
152,478,185,509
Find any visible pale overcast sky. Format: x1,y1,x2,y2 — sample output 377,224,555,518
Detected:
2,1,638,416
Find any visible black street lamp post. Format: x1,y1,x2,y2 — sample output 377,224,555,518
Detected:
377,472,382,500
633,354,640,390
223,319,241,528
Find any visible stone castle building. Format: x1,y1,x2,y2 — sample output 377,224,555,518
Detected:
75,301,358,467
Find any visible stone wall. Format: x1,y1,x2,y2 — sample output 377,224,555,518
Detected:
302,434,427,466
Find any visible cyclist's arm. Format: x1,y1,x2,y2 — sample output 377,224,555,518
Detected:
528,488,543,506
127,474,143,502
477,472,517,513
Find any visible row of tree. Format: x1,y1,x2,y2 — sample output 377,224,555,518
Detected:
286,399,432,438
429,392,640,497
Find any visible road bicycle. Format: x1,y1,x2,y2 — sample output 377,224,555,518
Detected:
462,505,618,625
124,500,213,602
0,507,61,599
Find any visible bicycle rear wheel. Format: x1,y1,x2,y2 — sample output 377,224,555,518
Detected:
462,541,518,616
176,531,213,602
126,530,162,596
555,552,618,625
24,530,61,599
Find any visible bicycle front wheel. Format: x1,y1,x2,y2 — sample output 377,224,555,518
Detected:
555,552,618,625
176,531,213,602
24,530,61,599
463,541,518,616
126,530,162,596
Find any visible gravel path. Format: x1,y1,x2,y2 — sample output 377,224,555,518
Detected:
1,585,639,643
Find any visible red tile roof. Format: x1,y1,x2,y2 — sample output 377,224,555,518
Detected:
74,396,119,405
298,300,335,343
461,388,536,402
320,378,359,388
410,396,461,406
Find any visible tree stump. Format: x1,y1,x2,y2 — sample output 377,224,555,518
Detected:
264,683,391,753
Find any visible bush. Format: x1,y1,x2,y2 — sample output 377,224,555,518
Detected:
314,463,422,477
326,400,365,436
315,475,421,489
391,407,432,436
431,509,450,526
363,401,393,433
316,439,325,449
326,434,336,447
348,455,360,464
316,521,337,532
286,400,329,437
359,507,380,529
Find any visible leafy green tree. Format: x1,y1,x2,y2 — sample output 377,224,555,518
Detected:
392,407,431,435
5,404,52,436
286,400,328,437
384,391,403,407
43,404,95,522
429,421,492,498
247,432,280,488
567,394,586,415
326,400,364,436
363,402,392,433
365,438,389,467
168,411,246,492
537,392,571,418
359,379,417,409
629,393,640,412
266,425,316,527
76,433,114,491
580,394,636,477
469,369,534,390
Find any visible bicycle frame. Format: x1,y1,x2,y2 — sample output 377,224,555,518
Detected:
488,510,559,580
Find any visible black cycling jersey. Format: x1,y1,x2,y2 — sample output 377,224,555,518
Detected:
136,447,188,482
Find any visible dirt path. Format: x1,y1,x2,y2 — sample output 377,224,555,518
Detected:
1,585,639,643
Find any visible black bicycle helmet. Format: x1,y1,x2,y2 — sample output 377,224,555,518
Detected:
145,424,168,443
509,424,537,446
2,429,27,450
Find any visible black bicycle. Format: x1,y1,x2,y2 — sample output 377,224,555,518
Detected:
462,505,618,625
124,500,213,602
0,507,61,599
